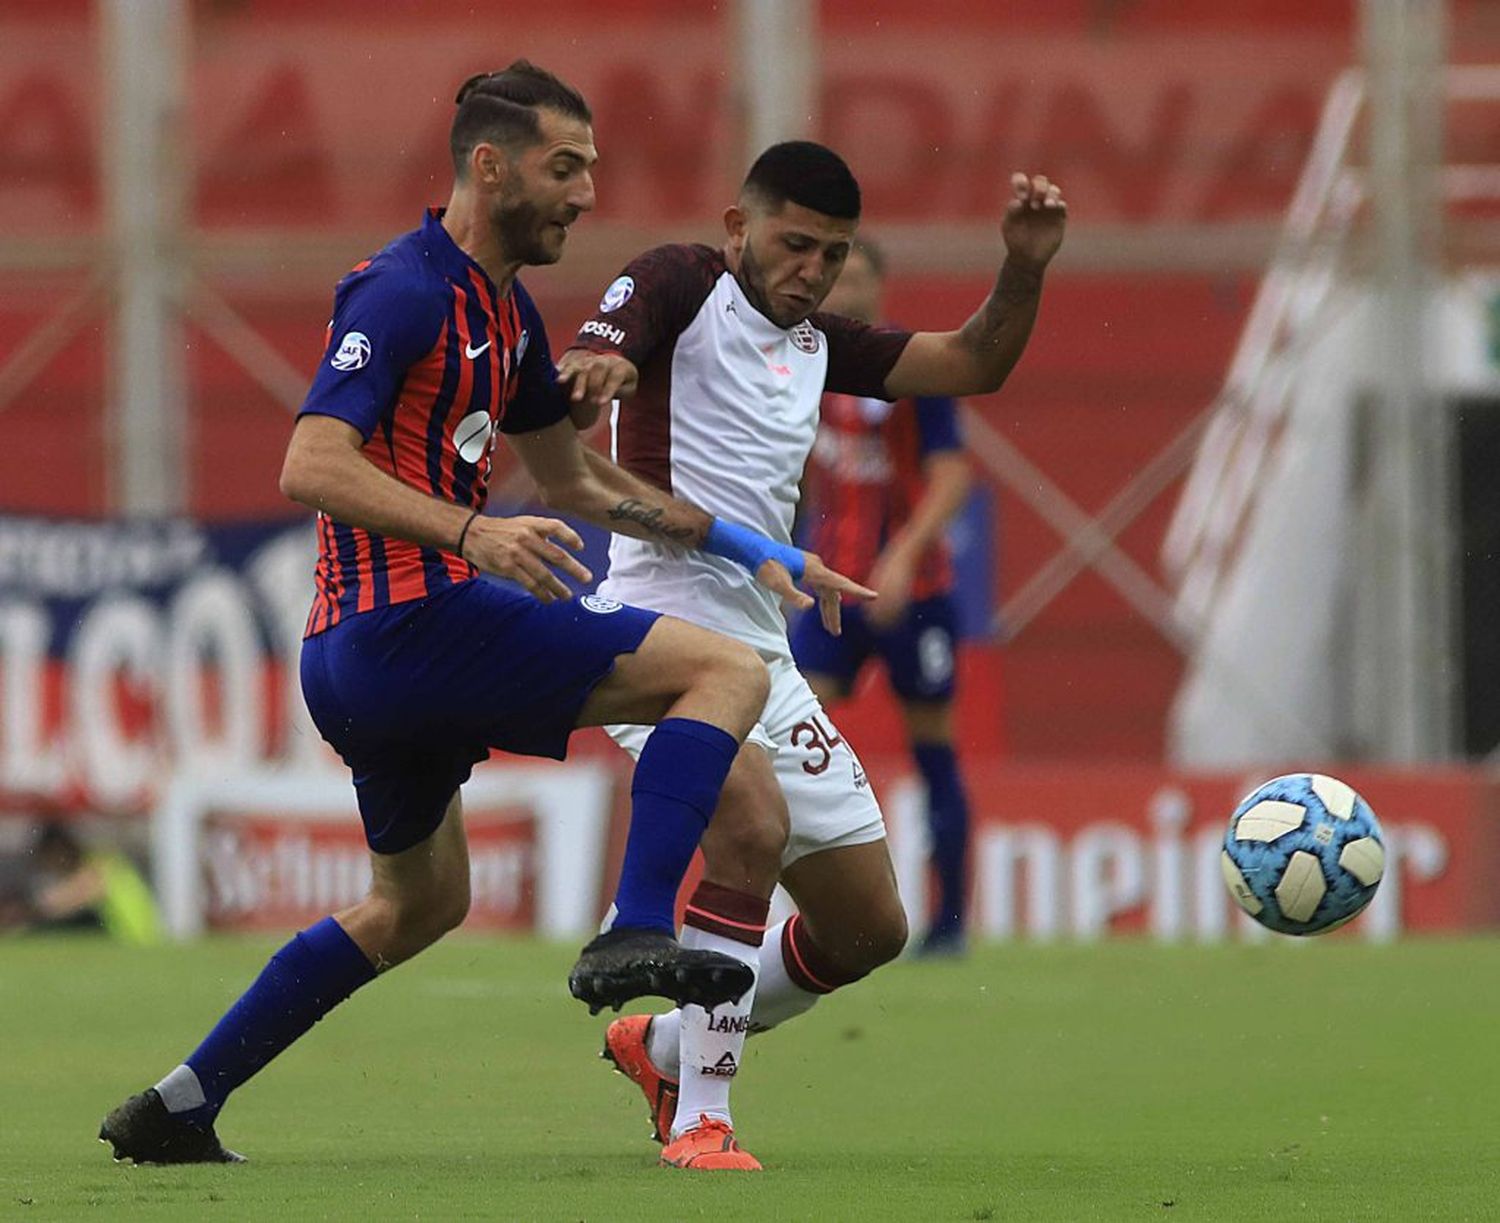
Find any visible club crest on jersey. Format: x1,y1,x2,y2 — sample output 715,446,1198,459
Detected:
515,329,529,365
789,321,820,354
599,275,635,313
330,331,371,371
453,409,496,465
581,595,623,614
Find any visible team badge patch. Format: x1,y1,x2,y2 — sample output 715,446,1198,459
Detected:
599,276,635,313
790,321,820,354
330,331,371,371
515,329,529,364
581,595,623,614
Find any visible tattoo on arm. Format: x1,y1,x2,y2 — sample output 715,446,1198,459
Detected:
960,260,1044,354
607,498,699,544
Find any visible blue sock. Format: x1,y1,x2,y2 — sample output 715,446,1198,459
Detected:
178,917,376,1124
614,717,739,933
914,742,970,933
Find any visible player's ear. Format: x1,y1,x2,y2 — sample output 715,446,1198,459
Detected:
724,204,749,248
471,142,507,189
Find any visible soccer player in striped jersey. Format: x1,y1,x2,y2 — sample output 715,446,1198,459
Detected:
99,63,870,1167
562,143,1065,1169
792,236,976,956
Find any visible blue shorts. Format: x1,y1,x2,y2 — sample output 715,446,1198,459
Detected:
301,580,659,854
789,593,958,703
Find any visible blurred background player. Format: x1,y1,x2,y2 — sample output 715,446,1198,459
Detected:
561,143,1065,1168
792,236,975,956
98,62,869,1167
11,819,162,946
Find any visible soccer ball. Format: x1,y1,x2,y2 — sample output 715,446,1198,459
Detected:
1220,773,1386,936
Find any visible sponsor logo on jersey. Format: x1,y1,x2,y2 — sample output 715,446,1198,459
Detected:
599,275,635,313
330,331,371,371
760,342,792,377
790,321,821,354
581,595,623,614
580,319,626,346
701,1051,739,1077
465,339,492,359
453,409,496,465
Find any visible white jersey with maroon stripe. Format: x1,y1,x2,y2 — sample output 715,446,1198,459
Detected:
573,243,910,659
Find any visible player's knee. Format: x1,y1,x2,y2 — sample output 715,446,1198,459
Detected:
701,750,790,886
707,640,770,717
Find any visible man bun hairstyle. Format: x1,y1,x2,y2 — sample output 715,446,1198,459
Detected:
450,60,592,174
741,141,861,220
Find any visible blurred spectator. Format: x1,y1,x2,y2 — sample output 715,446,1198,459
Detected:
21,821,163,946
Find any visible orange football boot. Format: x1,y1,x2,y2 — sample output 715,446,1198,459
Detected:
659,1115,762,1171
601,1015,679,1144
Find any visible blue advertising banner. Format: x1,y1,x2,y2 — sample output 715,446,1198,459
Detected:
0,516,318,809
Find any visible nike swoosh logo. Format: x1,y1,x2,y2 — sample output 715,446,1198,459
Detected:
465,340,491,359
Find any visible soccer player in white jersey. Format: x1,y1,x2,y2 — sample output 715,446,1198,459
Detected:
558,142,1066,1170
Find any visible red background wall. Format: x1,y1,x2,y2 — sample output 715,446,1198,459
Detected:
11,2,1479,764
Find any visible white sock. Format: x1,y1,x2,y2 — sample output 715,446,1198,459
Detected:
647,1009,681,1074
749,917,822,1031
154,1064,206,1113
670,924,760,1138
648,917,822,1083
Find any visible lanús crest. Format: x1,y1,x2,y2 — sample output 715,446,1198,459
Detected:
789,321,820,354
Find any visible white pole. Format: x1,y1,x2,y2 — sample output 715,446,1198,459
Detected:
101,0,189,515
1360,0,1451,760
737,0,818,160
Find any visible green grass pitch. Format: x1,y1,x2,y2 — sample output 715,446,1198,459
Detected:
2,934,1497,1220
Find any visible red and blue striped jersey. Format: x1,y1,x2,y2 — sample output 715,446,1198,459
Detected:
297,209,569,637
803,392,962,600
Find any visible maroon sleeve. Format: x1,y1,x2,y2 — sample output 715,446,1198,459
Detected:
571,243,721,369
815,312,914,399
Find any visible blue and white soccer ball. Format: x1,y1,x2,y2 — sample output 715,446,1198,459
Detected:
1220,773,1386,936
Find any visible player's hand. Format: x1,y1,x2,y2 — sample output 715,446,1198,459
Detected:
1002,172,1067,273
755,552,876,637
461,514,593,602
555,349,640,426
865,548,916,629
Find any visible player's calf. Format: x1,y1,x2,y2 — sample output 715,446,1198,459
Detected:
698,744,790,897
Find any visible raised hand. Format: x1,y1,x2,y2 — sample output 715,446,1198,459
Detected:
1002,172,1067,273
754,551,876,637
460,514,593,602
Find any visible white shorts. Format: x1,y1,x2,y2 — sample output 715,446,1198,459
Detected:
607,655,886,867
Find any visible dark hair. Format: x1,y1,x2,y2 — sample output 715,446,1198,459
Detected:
33,820,82,864
450,60,592,174
848,235,887,278
741,141,861,220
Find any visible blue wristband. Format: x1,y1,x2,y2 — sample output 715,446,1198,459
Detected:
704,517,805,582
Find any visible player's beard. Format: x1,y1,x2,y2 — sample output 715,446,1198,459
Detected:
737,240,809,329
494,192,560,267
